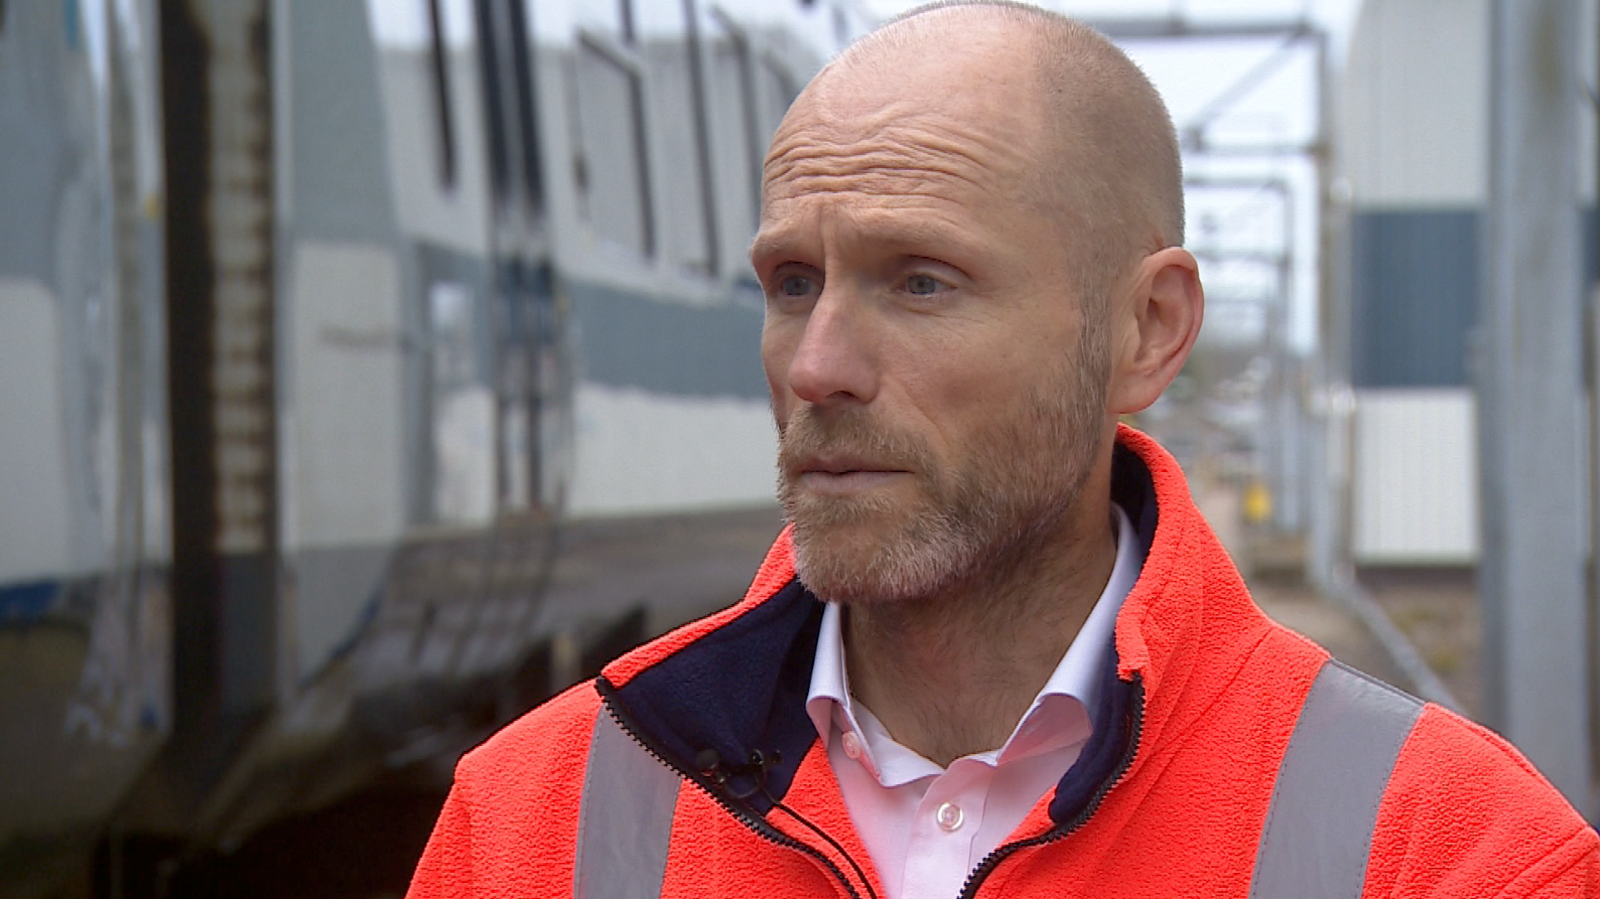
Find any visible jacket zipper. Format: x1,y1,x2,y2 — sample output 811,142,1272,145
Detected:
598,681,869,899
955,676,1147,899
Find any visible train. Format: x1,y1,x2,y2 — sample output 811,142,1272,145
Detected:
0,0,869,895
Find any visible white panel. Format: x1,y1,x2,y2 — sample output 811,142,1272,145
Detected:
1340,0,1488,207
373,49,490,254
0,280,74,583
281,242,406,549
569,382,776,516
1351,388,1479,563
432,384,495,524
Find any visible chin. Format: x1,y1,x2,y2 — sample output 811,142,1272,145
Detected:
789,516,972,605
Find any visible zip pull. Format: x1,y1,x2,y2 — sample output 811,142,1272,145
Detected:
694,748,784,796
694,746,879,899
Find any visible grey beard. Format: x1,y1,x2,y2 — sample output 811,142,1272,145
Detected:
776,356,1107,606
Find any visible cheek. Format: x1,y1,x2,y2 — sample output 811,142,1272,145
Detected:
889,361,1003,458
920,346,1056,442
906,339,1028,412
761,327,796,403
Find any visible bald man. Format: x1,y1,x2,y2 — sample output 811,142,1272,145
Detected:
407,4,1598,897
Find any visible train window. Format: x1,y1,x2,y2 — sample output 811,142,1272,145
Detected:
425,0,457,190
637,1,717,274
703,8,762,248
504,0,544,210
473,0,512,199
473,0,544,214
573,32,654,257
682,0,722,275
618,0,636,42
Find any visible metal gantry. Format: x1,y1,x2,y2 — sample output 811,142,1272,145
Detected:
1093,4,1600,815
1480,0,1592,815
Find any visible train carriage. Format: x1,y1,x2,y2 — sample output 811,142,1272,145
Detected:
0,1,867,894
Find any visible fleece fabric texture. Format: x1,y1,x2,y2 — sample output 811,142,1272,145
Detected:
406,425,1599,898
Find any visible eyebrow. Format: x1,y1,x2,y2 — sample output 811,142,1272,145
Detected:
747,228,785,264
751,214,991,273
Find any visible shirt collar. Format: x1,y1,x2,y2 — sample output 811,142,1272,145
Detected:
805,503,1143,781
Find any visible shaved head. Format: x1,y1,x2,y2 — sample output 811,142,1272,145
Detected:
756,0,1201,615
778,1,1183,304
755,0,1205,756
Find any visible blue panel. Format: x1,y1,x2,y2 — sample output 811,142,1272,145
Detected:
568,279,768,400
0,3,78,285
0,579,59,625
63,0,78,49
1350,209,1479,388
1356,206,1600,388
1351,206,1600,390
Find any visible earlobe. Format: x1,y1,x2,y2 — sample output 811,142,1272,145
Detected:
1108,247,1204,415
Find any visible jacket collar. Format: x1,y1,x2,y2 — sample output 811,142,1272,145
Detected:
599,426,1174,821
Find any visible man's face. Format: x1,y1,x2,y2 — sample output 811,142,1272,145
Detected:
752,56,1113,605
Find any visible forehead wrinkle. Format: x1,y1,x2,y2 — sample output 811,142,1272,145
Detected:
764,119,1034,207
753,198,976,264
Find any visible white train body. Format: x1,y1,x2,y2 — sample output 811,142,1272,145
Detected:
0,0,867,889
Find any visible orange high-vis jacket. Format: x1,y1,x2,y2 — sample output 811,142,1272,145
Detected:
407,426,1599,898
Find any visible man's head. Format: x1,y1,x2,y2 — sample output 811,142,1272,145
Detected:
754,1,1203,605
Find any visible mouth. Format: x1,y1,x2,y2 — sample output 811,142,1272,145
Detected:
790,457,909,494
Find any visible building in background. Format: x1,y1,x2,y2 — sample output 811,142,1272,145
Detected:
1334,0,1600,566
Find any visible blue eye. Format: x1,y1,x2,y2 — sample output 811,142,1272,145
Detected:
906,274,942,295
780,275,814,297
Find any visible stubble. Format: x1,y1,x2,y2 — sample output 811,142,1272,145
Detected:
776,320,1110,606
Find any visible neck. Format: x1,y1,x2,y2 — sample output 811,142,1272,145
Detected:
843,493,1119,767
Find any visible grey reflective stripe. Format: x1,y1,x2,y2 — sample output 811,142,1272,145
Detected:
573,708,681,899
1249,659,1424,899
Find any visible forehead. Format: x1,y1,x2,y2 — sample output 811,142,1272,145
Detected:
757,67,1051,240
766,108,1031,199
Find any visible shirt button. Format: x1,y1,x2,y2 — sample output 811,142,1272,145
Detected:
841,730,862,760
935,801,964,832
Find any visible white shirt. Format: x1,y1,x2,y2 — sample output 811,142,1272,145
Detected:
805,505,1142,899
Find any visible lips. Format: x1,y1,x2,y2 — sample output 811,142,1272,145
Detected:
787,456,908,497
776,407,930,494
798,455,894,476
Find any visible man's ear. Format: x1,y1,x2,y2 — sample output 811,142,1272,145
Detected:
1107,247,1203,415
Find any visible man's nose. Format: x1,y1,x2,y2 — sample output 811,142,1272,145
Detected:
786,288,879,407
